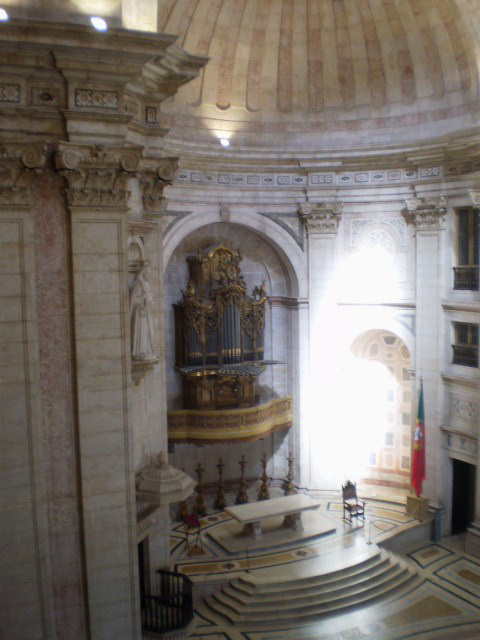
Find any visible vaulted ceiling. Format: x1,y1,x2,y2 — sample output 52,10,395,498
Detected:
155,0,480,150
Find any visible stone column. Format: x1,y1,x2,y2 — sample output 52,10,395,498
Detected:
299,203,342,489
466,188,480,557
405,196,447,507
56,142,142,640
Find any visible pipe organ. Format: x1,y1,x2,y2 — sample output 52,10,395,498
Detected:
174,246,270,410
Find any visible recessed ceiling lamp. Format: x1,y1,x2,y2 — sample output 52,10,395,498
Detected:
0,8,9,21
90,16,108,31
219,138,230,147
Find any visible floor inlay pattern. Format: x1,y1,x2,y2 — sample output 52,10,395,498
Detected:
170,493,480,639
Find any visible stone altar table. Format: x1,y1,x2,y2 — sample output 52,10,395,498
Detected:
225,494,321,538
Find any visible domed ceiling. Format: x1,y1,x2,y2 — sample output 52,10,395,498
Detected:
156,0,480,151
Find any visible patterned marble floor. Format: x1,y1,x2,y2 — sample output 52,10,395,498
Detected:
169,492,480,640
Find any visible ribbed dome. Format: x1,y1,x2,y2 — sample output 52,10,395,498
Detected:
157,0,480,149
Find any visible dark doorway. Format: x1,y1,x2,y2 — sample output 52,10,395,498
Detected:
451,458,476,534
138,538,150,602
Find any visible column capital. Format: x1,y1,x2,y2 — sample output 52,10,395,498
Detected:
55,142,142,208
404,196,447,229
469,189,480,206
299,202,343,234
138,157,178,212
0,142,47,206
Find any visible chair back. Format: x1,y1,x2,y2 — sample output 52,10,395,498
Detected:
342,480,357,501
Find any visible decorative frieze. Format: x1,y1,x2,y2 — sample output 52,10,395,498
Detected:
56,142,142,208
300,202,343,234
0,142,47,206
0,83,20,103
74,88,118,110
404,196,447,229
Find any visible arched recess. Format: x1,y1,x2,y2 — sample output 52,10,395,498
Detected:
163,209,307,299
162,212,307,486
346,329,414,493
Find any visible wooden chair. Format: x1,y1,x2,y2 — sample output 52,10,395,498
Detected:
342,480,366,523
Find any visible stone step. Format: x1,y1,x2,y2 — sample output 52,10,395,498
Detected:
206,569,418,626
223,555,397,605
204,551,421,628
230,551,389,598
212,560,407,615
236,547,384,593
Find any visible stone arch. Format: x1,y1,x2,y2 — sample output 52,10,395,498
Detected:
163,214,304,486
163,209,307,298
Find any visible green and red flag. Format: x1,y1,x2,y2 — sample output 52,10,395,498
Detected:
412,380,425,497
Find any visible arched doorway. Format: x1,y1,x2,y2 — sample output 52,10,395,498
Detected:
348,330,413,493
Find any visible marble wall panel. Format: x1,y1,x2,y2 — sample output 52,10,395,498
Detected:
0,209,47,640
71,211,139,640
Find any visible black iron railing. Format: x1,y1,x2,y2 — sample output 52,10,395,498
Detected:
142,569,193,634
142,569,193,633
453,266,479,290
452,344,479,368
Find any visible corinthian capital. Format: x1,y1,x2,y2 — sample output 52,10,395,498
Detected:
138,158,178,212
55,142,142,208
404,196,447,229
300,202,343,234
0,142,47,207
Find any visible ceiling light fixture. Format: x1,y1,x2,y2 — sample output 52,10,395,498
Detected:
90,16,108,31
0,8,9,21
219,138,230,147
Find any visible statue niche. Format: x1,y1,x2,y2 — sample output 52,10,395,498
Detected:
174,246,270,410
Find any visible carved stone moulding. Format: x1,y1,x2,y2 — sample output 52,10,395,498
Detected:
300,202,343,234
167,396,292,444
132,357,159,385
404,196,447,229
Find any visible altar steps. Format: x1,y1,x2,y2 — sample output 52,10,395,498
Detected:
204,549,420,627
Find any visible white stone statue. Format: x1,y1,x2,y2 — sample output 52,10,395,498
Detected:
130,265,156,361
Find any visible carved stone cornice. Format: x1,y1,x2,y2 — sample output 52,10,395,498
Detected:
299,202,343,234
55,142,142,208
0,142,47,206
469,190,480,206
138,158,178,212
404,196,447,229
